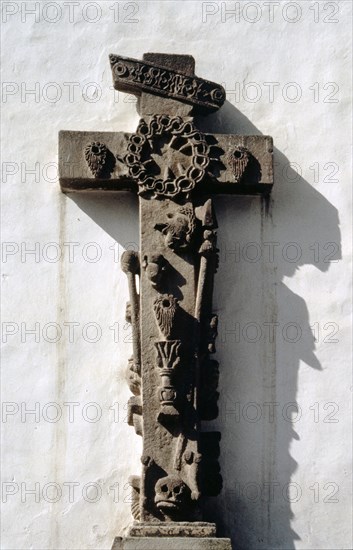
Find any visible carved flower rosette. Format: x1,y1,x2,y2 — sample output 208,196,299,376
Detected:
125,115,210,199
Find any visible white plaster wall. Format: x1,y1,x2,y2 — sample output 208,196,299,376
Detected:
1,1,352,549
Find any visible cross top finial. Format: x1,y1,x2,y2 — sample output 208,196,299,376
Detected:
109,53,226,115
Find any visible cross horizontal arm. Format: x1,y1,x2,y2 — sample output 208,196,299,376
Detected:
59,129,273,195
59,130,136,193
207,133,273,194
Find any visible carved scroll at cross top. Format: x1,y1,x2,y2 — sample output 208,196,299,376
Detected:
109,54,226,112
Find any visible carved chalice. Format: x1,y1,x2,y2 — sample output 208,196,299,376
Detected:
155,339,181,421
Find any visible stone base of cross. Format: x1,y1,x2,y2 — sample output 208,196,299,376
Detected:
59,53,273,549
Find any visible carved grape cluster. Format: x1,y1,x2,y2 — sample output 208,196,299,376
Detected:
227,146,250,182
125,115,210,199
153,294,179,339
84,142,107,177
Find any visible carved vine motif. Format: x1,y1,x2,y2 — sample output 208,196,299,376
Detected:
125,116,210,198
84,142,115,178
153,294,179,339
155,203,196,251
109,54,226,111
227,146,250,182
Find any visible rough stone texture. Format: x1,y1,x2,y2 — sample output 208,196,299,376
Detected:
59,131,273,194
111,537,232,550
59,131,133,191
126,522,217,537
58,54,272,534
108,56,233,527
110,53,225,114
139,53,196,117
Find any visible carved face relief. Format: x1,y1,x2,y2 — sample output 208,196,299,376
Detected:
154,475,190,519
155,203,196,251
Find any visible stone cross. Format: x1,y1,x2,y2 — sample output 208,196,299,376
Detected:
59,53,273,549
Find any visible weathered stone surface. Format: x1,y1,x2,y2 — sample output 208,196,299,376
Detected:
139,54,195,117
58,52,272,548
59,130,273,194
59,130,133,192
109,53,225,114
112,537,232,550
127,521,217,537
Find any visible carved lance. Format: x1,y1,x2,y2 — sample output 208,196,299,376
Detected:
195,199,218,322
121,250,141,371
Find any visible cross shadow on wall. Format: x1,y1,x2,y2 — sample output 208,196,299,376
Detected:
67,99,341,550
195,101,341,549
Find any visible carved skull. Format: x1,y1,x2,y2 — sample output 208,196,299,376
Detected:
154,475,190,519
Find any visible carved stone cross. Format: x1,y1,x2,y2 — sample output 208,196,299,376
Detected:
59,53,273,550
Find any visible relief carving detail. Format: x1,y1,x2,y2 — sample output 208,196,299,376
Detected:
55,52,274,548
84,142,115,178
59,51,273,549
109,54,226,112
125,115,210,198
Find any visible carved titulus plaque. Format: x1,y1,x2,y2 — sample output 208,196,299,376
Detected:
59,52,273,550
